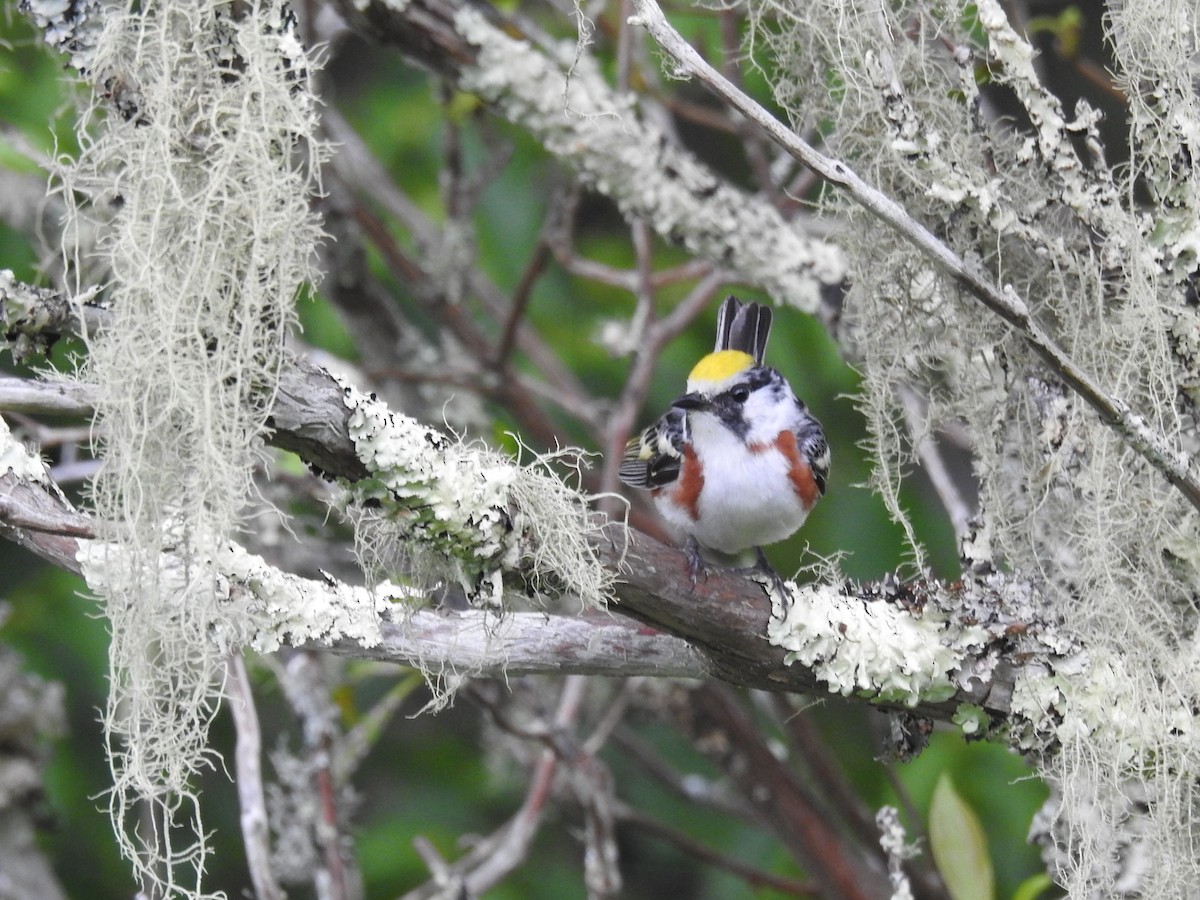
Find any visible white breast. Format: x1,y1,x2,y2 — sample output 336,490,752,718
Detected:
655,413,809,555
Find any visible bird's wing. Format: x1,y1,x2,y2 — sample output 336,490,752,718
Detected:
617,407,687,490
794,412,830,495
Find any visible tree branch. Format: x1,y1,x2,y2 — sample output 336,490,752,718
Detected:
329,0,847,327
226,653,286,900
628,0,1200,516
691,682,888,899
331,608,711,679
0,281,1082,757
2,356,1081,762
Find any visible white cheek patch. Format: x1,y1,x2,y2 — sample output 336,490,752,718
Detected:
739,384,797,445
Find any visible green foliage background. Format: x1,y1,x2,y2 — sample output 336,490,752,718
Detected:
0,6,1052,898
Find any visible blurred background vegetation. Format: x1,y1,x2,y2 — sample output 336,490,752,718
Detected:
0,2,1058,897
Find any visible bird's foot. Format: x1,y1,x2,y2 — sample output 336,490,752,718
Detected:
734,546,792,600
683,536,709,590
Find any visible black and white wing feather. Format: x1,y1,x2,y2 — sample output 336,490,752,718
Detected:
617,407,688,490
794,405,830,496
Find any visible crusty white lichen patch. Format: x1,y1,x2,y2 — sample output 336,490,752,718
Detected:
764,566,1108,745
0,414,53,484
766,581,988,706
1010,644,1195,761
344,378,512,560
453,6,845,316
215,543,406,653
21,0,103,73
77,533,412,657
339,375,611,610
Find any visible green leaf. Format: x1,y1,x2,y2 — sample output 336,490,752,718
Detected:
1012,873,1054,900
930,773,995,900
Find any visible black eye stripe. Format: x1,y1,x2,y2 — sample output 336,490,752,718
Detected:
723,367,780,402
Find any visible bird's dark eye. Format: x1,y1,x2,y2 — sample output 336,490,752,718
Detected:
730,385,751,403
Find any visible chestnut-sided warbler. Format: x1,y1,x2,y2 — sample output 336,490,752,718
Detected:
618,296,829,581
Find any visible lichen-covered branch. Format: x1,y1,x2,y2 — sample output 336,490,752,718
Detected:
0,271,106,364
331,0,847,325
3,364,1080,751
630,0,1200,517
335,374,612,610
0,632,68,900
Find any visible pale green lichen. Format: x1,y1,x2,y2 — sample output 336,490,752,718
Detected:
339,376,612,611
953,703,990,737
76,533,411,657
0,414,52,484
766,581,988,706
1010,646,1196,763
216,543,406,654
343,377,514,603
1007,663,1072,752
453,5,845,316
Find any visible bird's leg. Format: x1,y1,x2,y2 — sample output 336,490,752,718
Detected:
746,546,791,599
683,535,708,588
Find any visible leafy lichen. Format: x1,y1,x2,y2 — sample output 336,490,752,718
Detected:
339,376,613,612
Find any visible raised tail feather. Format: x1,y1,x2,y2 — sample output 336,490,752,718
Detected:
713,295,772,364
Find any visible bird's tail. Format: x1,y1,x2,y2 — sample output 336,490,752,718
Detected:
713,295,772,364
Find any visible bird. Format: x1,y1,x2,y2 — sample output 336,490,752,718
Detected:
617,295,829,586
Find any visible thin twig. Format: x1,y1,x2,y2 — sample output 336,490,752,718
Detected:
403,676,592,899
595,220,659,504
615,802,819,896
226,653,286,900
550,251,713,292
494,240,552,369
411,837,468,898
897,384,975,541
599,268,728,498
718,8,777,202
630,0,1200,515
582,679,638,756
616,0,636,93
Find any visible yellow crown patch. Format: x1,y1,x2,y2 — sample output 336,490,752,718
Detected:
687,350,755,386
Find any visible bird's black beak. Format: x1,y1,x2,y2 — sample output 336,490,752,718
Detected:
671,392,708,411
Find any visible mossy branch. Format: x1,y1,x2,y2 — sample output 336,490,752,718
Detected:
4,361,1086,761
630,0,1200,517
